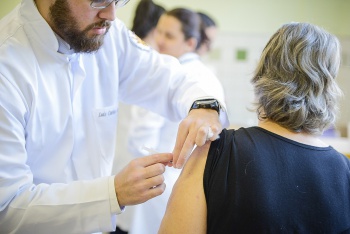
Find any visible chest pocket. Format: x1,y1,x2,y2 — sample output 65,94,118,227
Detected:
92,105,118,163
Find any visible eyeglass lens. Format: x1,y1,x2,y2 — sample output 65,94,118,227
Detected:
91,0,130,8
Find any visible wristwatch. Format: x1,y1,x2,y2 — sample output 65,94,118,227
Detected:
190,99,221,114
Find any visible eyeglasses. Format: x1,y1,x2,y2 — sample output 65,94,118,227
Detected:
90,0,130,9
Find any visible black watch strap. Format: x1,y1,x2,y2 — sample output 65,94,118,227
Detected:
190,99,221,114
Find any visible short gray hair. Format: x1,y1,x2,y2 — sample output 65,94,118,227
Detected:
252,22,342,135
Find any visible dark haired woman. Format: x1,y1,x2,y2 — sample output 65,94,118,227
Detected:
131,0,165,50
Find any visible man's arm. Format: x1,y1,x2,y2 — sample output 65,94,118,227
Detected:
158,142,210,234
115,21,229,168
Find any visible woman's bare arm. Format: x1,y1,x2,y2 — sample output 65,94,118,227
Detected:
158,142,211,234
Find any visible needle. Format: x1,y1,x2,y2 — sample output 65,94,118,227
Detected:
141,146,173,163
141,146,159,155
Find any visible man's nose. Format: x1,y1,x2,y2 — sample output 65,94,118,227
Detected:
98,3,116,21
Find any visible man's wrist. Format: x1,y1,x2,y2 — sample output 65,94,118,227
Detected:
190,99,221,114
108,176,125,215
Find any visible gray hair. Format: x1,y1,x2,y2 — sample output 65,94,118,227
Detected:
252,22,342,135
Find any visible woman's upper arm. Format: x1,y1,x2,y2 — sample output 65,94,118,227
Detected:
158,142,211,234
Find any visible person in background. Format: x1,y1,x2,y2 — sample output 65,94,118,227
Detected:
111,1,165,234
159,22,350,233
196,12,217,57
0,0,229,233
131,0,165,50
127,8,226,234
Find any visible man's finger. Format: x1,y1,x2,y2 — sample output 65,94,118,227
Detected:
175,136,196,169
172,121,190,166
141,153,173,167
147,183,166,199
194,125,209,146
144,174,165,189
144,163,166,179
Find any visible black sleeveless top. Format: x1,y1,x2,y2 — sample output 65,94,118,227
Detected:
204,127,350,233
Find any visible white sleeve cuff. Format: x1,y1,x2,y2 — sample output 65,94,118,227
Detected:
108,176,125,215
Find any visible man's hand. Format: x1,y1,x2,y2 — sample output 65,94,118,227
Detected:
114,153,173,206
172,109,222,169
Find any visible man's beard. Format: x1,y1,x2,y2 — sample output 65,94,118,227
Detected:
49,0,111,53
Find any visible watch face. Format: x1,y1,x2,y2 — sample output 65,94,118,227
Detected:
190,99,220,114
196,99,216,105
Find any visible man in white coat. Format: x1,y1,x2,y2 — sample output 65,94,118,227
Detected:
0,0,229,233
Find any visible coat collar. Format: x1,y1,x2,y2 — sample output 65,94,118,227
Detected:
178,52,200,65
20,0,64,54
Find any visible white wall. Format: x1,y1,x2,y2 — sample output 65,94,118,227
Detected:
2,0,349,36
115,0,350,36
0,0,21,19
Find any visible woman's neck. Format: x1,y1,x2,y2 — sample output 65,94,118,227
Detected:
258,120,329,147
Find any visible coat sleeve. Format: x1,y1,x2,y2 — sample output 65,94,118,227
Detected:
0,72,120,233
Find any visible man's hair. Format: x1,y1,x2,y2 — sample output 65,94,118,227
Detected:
131,0,165,39
252,22,342,135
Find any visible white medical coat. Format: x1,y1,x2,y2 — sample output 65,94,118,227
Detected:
128,52,227,234
0,1,228,233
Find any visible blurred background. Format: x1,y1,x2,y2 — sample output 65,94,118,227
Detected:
1,0,349,136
